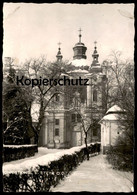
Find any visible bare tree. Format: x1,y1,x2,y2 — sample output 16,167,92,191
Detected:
21,56,69,144
104,51,134,171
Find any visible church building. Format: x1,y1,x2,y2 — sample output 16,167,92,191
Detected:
39,29,107,148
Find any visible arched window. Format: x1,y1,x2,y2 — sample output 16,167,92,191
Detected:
93,89,97,102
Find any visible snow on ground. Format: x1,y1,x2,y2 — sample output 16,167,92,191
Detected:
51,154,133,192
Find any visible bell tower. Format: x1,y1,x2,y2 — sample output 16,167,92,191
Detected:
56,42,63,62
89,41,102,73
86,42,107,118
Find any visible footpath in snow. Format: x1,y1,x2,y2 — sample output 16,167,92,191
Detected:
51,154,133,192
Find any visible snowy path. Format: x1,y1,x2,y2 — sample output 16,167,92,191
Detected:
51,154,133,192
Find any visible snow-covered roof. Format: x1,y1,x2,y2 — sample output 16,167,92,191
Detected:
106,105,122,114
99,105,124,123
67,69,89,74
101,114,119,121
86,71,104,77
70,59,89,67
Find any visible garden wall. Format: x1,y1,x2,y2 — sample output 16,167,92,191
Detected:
3,145,38,162
3,143,100,192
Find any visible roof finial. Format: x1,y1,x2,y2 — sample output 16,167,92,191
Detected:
78,28,82,43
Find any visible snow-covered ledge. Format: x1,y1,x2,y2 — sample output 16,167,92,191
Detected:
3,144,37,148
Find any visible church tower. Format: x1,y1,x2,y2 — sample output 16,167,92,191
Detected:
86,42,107,141
89,41,102,73
86,41,107,141
87,42,107,113
56,42,63,62
73,28,87,60
70,29,89,70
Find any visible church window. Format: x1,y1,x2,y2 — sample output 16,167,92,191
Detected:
77,114,81,122
72,113,81,122
93,89,97,102
55,128,59,136
72,114,75,122
55,119,59,125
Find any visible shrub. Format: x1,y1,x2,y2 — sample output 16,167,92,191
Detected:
106,145,133,172
3,145,38,162
3,143,100,192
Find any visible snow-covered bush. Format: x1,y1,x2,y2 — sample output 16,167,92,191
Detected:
3,143,100,192
3,145,38,162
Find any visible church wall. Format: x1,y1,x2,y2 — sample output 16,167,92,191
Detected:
101,122,105,151
87,74,106,111
58,114,65,145
65,113,72,148
38,118,48,147
45,111,72,148
110,121,119,145
100,120,121,153
87,77,92,107
47,116,54,148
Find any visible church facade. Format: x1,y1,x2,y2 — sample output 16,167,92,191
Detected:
39,30,107,148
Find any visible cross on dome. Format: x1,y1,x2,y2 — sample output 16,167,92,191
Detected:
78,28,82,34
78,28,82,43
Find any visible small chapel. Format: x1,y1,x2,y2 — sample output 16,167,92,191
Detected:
38,29,107,148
